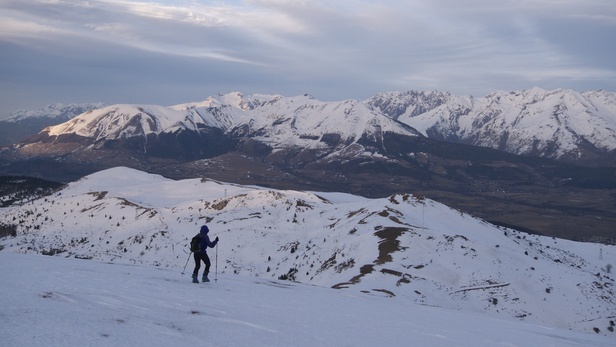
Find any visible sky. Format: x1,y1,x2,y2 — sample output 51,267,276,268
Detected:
1,0,615,117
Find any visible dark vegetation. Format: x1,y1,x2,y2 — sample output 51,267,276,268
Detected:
0,176,64,207
0,176,63,238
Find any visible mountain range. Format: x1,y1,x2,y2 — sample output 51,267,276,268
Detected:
365,88,616,165
0,167,614,337
0,89,615,244
4,88,616,165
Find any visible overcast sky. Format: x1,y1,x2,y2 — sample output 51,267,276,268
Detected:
1,0,615,116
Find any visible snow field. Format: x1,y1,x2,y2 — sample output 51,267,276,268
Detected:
1,167,614,337
2,252,614,347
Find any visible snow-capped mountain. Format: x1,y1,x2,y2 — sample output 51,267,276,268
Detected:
46,104,203,140
365,88,616,164
6,102,106,123
1,167,614,336
0,102,105,146
21,92,420,166
170,91,283,111
12,88,616,165
44,92,419,151
215,93,419,151
364,90,454,120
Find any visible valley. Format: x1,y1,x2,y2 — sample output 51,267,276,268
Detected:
1,89,615,244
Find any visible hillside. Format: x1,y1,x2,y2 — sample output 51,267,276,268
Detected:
1,167,614,336
2,252,614,346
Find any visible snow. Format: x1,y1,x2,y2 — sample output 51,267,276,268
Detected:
388,88,616,159
46,104,190,139
34,88,616,162
365,88,616,161
43,92,420,155
12,88,616,163
170,92,284,112
2,251,614,347
6,102,105,122
1,166,615,340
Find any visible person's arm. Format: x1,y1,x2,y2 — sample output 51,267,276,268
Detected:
204,234,219,248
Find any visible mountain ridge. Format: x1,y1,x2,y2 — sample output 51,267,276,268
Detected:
40,93,421,153
5,88,616,165
365,88,616,164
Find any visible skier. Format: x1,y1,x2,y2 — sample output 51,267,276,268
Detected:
192,225,219,283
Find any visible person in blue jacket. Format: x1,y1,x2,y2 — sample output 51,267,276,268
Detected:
192,225,219,283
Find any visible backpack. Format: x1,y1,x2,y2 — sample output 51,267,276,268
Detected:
190,235,201,253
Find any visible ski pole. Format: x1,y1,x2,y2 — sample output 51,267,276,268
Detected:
215,242,218,283
181,251,192,275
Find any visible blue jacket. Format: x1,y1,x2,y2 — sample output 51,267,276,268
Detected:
198,225,218,254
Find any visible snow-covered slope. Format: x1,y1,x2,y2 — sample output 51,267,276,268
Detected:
224,94,420,150
40,92,420,155
170,91,283,111
364,90,454,120
1,167,614,336
366,88,616,162
45,104,203,140
2,252,614,347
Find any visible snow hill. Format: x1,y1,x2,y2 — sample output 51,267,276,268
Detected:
365,88,616,163
2,252,615,347
1,167,614,337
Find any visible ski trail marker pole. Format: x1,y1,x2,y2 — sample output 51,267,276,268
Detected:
215,242,218,283
181,251,192,276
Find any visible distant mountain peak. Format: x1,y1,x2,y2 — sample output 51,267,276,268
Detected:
6,102,106,123
45,104,191,140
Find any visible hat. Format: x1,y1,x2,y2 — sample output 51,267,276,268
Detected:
200,225,209,234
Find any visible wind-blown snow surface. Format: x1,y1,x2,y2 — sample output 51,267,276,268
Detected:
1,167,615,338
2,252,614,347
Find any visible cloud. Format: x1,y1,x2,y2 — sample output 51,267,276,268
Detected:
0,0,615,115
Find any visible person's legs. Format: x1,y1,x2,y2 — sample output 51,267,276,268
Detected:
202,254,211,282
192,253,201,283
